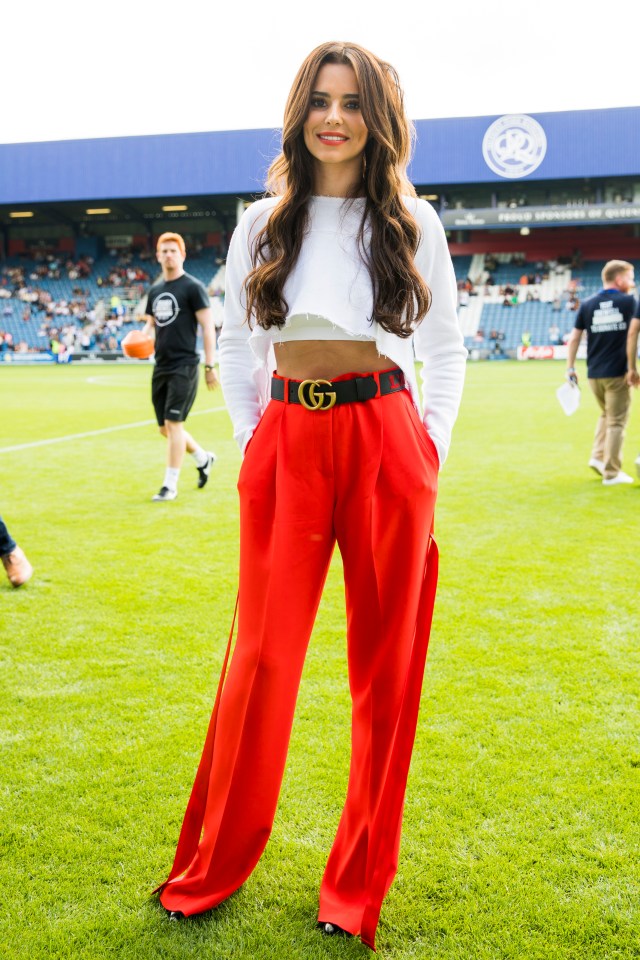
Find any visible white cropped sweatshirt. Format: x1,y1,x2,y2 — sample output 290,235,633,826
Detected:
219,194,467,466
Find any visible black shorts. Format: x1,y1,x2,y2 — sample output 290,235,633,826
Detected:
152,364,199,426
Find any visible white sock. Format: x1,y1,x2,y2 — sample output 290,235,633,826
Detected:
191,446,209,468
164,467,180,491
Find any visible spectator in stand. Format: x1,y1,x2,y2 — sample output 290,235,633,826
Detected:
565,259,636,485
0,514,33,587
567,295,580,312
548,323,561,345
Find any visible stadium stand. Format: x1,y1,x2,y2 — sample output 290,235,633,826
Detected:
451,255,472,282
455,254,640,356
1,244,638,361
0,251,224,356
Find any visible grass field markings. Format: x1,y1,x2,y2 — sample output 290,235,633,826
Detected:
85,375,150,387
0,407,227,454
3,362,640,959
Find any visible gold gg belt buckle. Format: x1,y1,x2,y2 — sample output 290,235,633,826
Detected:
297,379,337,411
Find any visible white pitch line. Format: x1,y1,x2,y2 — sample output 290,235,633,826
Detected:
0,406,227,455
85,374,149,387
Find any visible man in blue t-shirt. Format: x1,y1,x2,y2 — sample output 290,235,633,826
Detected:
565,259,636,485
626,295,640,478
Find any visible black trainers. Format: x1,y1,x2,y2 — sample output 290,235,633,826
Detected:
152,486,177,502
197,452,217,489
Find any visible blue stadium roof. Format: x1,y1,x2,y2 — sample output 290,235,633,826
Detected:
0,106,638,204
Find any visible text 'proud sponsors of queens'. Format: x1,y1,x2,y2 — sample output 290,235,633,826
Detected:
496,205,640,223
444,204,640,229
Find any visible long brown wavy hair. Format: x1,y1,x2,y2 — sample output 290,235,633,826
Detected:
243,41,431,337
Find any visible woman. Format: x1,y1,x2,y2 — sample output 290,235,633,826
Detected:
156,41,467,950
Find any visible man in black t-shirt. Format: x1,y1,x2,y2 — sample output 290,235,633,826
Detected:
141,232,219,502
626,295,640,479
565,259,635,485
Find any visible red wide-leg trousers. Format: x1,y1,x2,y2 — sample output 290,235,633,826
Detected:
157,378,440,951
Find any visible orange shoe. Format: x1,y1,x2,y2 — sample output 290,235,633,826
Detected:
2,546,33,587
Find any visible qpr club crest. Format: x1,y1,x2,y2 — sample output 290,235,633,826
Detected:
482,114,547,179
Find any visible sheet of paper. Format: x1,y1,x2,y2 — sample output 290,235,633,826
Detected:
556,380,581,416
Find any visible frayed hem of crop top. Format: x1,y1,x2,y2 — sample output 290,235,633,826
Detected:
270,313,375,343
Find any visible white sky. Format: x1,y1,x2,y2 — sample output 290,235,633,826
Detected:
4,0,639,145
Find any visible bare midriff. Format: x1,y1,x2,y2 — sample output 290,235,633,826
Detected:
274,340,394,380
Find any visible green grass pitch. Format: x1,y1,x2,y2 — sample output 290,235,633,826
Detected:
1,360,639,959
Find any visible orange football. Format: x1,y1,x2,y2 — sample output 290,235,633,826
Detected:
122,330,154,359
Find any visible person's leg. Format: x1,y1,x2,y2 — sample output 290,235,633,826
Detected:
152,422,181,500
158,400,337,915
602,377,631,479
153,366,203,499
151,370,177,498
318,390,439,950
183,429,202,456
183,428,216,487
588,378,606,465
165,365,215,484
0,514,16,557
164,419,188,469
0,513,33,587
163,365,201,470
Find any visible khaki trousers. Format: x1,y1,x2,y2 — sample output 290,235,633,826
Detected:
588,377,631,479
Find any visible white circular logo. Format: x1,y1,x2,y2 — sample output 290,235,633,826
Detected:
152,292,179,326
482,114,547,179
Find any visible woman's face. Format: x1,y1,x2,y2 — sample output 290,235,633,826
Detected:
303,62,369,174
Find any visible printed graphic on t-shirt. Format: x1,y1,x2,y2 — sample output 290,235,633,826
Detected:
152,292,180,326
590,301,626,334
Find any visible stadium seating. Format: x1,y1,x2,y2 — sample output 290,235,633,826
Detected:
0,251,222,353
451,255,472,282
471,301,573,351
2,250,638,358
570,260,640,298
0,298,45,349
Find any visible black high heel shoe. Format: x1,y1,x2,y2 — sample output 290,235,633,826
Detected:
321,921,352,936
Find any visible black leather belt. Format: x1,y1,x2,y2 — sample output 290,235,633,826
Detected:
271,368,405,411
